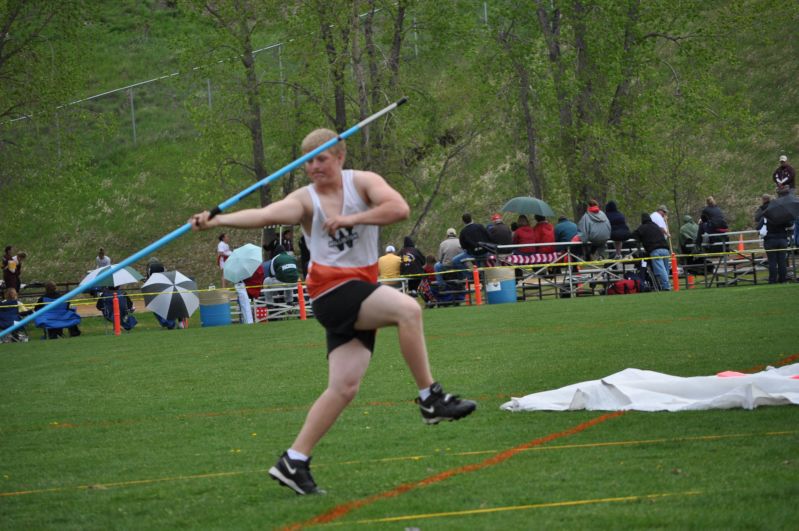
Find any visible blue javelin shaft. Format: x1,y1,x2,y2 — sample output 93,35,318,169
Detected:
0,97,408,339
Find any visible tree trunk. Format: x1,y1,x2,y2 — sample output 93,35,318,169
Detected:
319,3,348,132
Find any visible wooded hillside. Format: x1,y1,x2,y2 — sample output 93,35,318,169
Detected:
1,0,796,287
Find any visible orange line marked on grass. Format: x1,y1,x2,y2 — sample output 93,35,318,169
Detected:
744,353,799,374
342,491,702,525
281,411,626,531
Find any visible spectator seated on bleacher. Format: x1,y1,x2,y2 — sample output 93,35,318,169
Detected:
35,281,81,339
0,287,32,342
96,287,137,331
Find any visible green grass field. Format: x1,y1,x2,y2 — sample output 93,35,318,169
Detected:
1,285,797,529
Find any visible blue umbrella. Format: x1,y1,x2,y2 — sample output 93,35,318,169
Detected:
223,244,263,283
501,196,556,218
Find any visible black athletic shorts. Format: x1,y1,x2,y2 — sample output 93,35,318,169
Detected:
311,280,380,355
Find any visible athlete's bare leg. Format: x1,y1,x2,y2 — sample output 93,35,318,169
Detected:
290,341,371,455
355,285,434,390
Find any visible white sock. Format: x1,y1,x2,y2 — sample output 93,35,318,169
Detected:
287,448,309,462
419,386,432,401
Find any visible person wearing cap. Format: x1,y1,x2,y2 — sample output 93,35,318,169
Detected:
773,155,795,192
487,213,512,247
434,227,462,287
378,244,402,287
650,205,670,238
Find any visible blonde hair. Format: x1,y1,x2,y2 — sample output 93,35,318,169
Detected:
706,196,716,207
301,128,346,157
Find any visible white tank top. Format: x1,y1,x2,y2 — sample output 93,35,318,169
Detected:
303,169,379,298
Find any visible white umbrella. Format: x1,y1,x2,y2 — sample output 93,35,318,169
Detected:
80,265,143,288
141,271,199,320
223,243,263,283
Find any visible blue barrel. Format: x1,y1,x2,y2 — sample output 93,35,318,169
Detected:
485,268,517,304
200,303,231,327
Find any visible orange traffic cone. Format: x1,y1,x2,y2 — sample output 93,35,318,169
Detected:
737,234,745,252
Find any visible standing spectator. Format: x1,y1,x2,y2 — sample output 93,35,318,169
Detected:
650,204,670,237
2,246,14,294
631,213,671,291
773,155,795,192
2,250,25,292
531,215,555,253
754,193,771,227
577,200,611,260
378,245,402,286
95,248,111,268
434,228,462,287
511,215,536,254
217,233,232,288
697,196,729,252
487,214,513,247
605,201,631,258
399,236,425,292
280,227,296,255
762,187,793,283
298,235,310,279
452,213,492,274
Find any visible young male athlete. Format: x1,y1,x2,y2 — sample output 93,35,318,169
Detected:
190,129,476,495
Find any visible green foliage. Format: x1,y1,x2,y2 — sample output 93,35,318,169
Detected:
0,0,796,286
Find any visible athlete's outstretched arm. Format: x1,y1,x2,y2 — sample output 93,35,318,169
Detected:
191,191,306,232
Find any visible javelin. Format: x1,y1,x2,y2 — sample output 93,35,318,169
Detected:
0,97,409,340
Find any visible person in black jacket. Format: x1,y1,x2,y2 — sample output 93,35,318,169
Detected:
399,236,426,292
452,213,492,274
697,196,729,252
762,187,793,283
605,201,631,258
631,213,671,291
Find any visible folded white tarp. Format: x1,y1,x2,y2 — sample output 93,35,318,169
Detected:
500,364,799,412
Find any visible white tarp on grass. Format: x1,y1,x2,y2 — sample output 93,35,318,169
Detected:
500,364,799,412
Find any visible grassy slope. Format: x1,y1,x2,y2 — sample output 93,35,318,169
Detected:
0,286,796,528
1,2,797,289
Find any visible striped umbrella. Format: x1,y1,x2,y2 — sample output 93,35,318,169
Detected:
80,265,143,288
141,271,199,320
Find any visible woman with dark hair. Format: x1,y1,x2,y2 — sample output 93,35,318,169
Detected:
605,201,631,258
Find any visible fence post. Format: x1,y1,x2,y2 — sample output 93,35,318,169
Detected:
671,253,679,292
112,292,121,336
472,265,483,305
297,280,307,320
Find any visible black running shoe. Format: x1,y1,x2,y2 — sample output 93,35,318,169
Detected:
416,382,477,425
268,452,325,495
